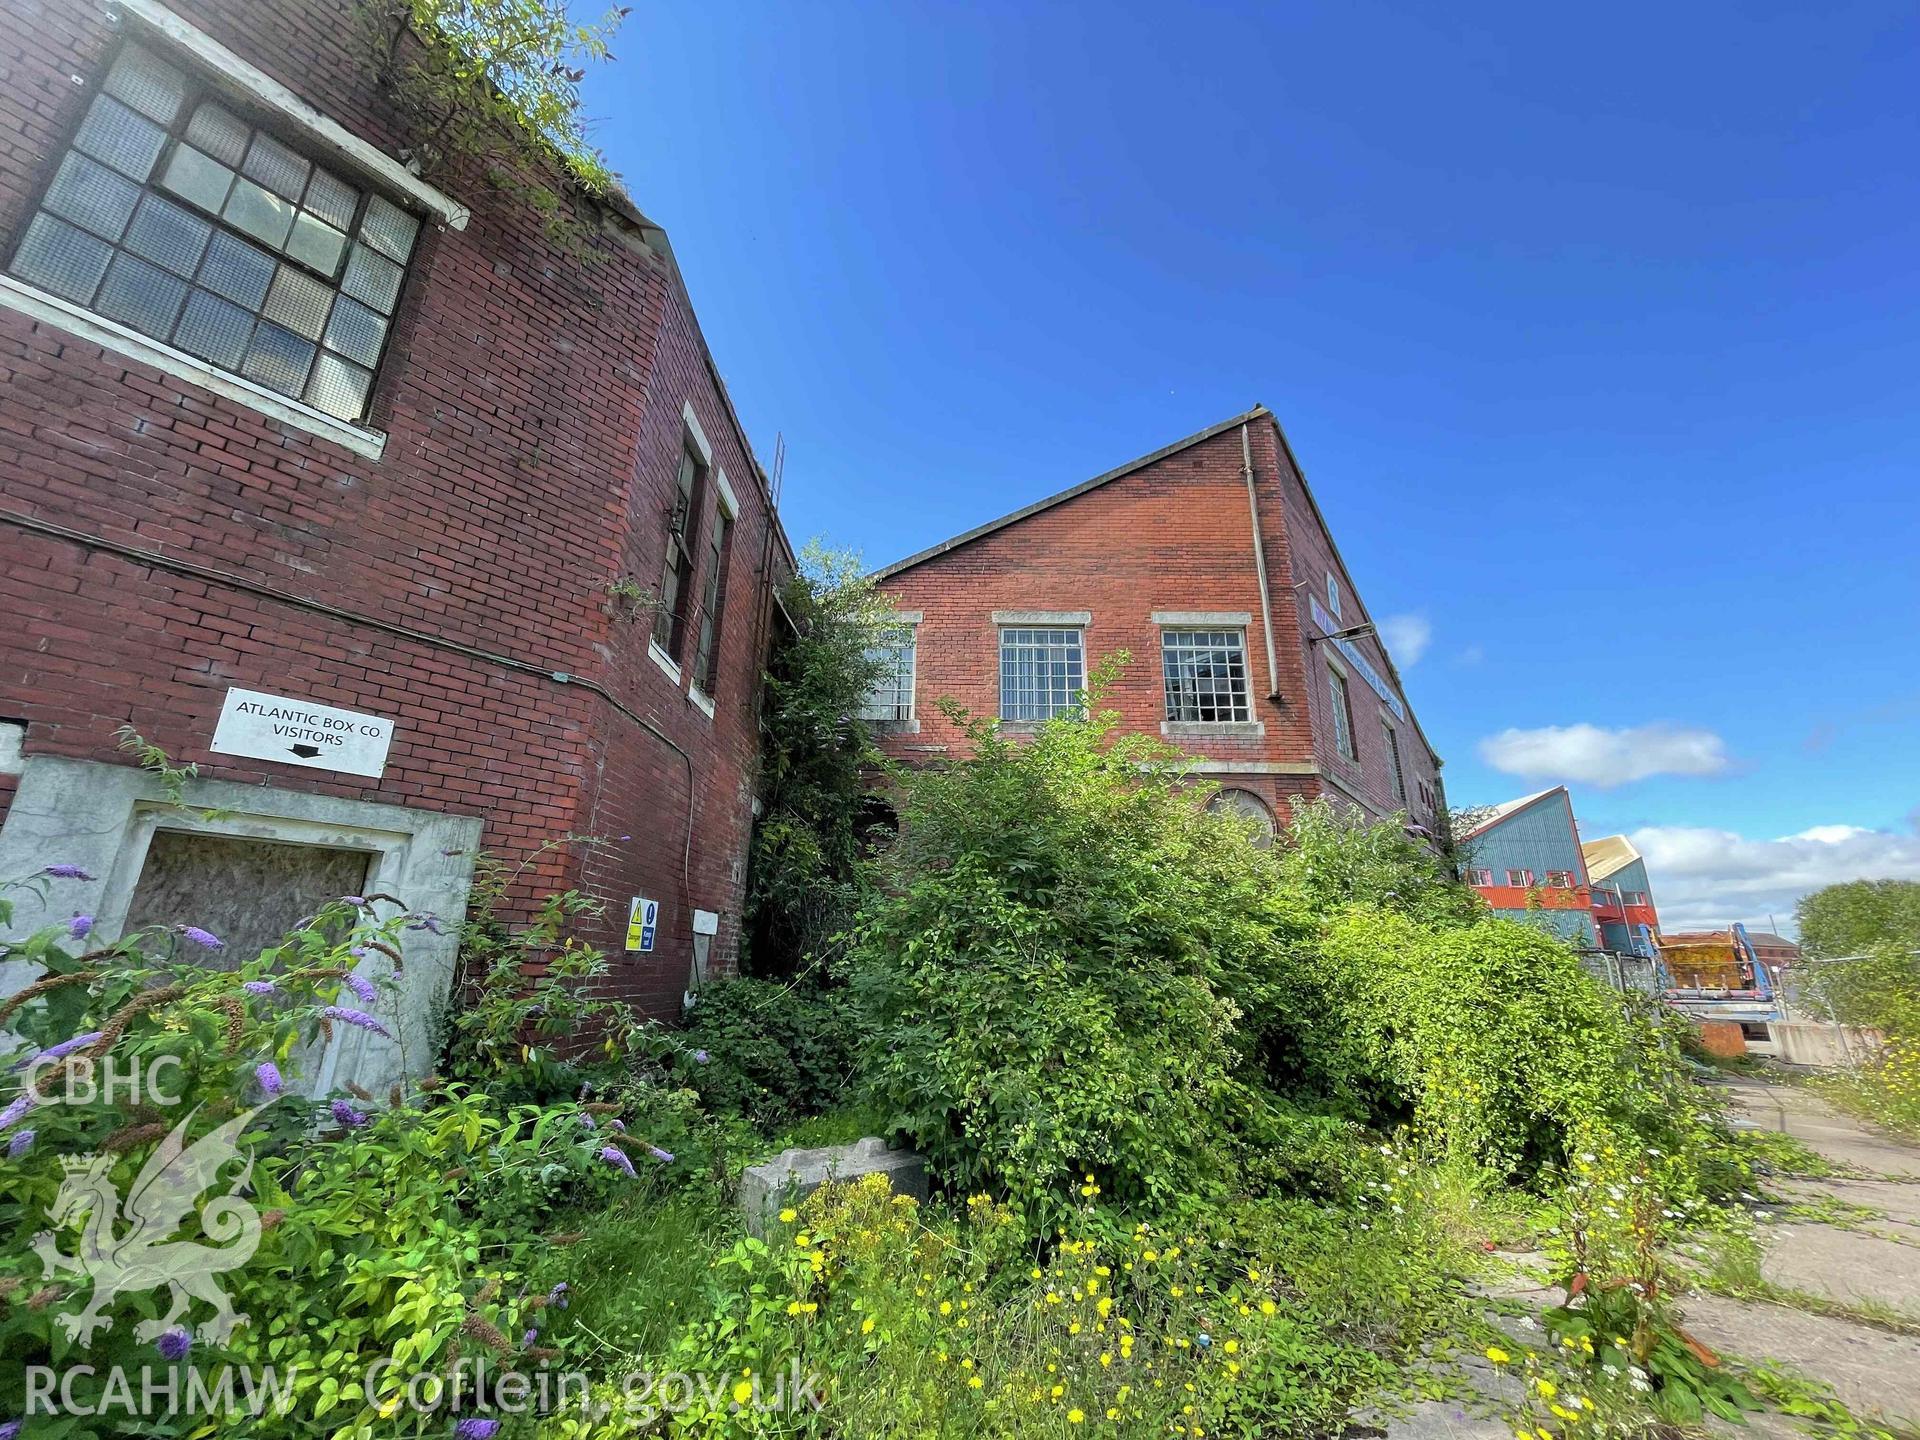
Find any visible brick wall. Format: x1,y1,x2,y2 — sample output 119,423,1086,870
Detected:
1262,421,1444,832
0,0,788,1007
873,412,1442,834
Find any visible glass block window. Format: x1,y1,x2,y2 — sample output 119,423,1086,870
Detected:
6,41,421,424
1161,629,1251,723
1000,628,1084,722
1328,665,1357,760
857,629,916,723
1382,718,1407,803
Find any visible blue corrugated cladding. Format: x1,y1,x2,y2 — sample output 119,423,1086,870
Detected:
1465,791,1587,882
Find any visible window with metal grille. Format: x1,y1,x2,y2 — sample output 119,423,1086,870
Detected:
692,508,733,694
6,41,421,424
1327,665,1356,759
856,629,916,723
1381,718,1406,803
1161,629,1251,723
999,627,1084,722
652,440,706,659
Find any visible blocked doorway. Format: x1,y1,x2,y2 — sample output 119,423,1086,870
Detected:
123,831,372,966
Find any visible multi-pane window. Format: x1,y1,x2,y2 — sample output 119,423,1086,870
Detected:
1545,870,1576,888
692,509,733,694
652,441,707,659
1469,868,1496,887
1381,719,1406,803
1506,869,1536,887
1161,629,1251,723
857,629,917,723
999,628,1084,722
7,42,420,423
1327,665,1356,759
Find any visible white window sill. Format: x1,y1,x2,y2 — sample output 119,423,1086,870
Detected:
689,686,715,719
648,640,684,686
1163,720,1265,740
0,275,387,459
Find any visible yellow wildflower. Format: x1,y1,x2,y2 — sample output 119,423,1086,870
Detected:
1485,1346,1511,1365
778,1208,797,1224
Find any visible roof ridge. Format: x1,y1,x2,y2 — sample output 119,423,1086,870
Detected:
871,404,1271,580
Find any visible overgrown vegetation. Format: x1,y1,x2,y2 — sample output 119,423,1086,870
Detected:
2,664,1836,1436
360,0,626,257
741,545,896,979
1795,879,1920,1138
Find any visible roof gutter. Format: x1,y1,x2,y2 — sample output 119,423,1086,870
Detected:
1241,422,1282,701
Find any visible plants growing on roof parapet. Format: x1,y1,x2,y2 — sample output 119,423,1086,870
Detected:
359,0,628,255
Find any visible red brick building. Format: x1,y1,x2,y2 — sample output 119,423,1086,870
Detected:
0,0,791,1086
866,407,1445,841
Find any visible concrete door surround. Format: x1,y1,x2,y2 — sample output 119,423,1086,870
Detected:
0,755,481,1094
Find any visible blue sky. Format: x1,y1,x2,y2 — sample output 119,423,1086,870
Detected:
584,0,1920,929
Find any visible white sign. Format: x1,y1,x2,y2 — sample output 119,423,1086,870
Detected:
210,687,396,779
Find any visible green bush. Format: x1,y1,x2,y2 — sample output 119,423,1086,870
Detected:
845,666,1737,1228
845,680,1275,1227
1307,909,1710,1175
678,978,866,1132
743,545,899,977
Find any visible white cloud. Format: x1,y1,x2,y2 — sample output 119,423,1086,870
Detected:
1477,722,1729,788
1378,613,1432,667
1630,823,1920,933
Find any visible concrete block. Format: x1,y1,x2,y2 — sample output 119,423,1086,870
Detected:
1771,1022,1886,1069
740,1137,927,1236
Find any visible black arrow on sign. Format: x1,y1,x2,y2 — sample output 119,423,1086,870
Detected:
288,744,323,759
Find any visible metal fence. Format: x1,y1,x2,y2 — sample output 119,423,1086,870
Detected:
1578,948,1664,998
